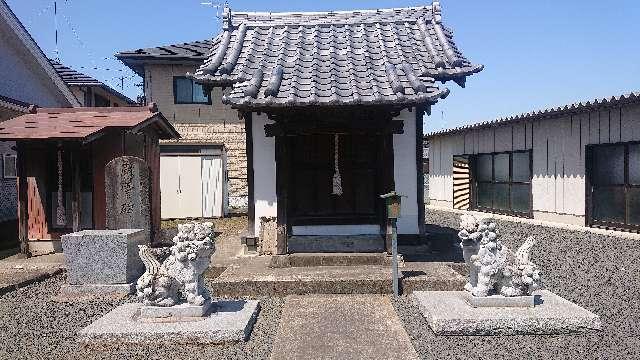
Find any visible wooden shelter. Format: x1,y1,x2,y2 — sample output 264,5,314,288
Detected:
0,105,179,255
190,2,482,254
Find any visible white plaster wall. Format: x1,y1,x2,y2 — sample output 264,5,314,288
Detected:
252,113,277,235
394,109,419,234
427,101,640,226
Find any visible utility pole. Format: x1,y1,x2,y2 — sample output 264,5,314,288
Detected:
53,1,59,61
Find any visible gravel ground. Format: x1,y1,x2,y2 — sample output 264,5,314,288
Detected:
0,274,283,360
391,209,640,360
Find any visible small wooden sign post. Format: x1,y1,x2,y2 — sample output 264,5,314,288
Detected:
380,191,402,296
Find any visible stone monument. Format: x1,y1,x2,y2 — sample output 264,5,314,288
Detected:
411,214,601,335
78,221,261,345
105,156,151,240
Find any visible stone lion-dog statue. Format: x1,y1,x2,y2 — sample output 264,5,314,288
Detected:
136,222,215,307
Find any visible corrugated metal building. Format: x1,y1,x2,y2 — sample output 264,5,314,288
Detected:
426,92,640,232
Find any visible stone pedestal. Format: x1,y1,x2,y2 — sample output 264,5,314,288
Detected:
79,300,261,345
139,300,213,319
61,229,146,294
412,290,601,335
462,291,535,308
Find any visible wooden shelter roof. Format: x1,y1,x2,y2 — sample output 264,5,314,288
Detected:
189,1,482,110
0,105,180,143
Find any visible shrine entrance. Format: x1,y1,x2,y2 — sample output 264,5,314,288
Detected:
287,133,383,227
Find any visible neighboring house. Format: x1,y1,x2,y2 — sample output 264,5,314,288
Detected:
190,3,482,254
49,60,137,107
426,92,640,232
116,40,245,218
0,0,79,249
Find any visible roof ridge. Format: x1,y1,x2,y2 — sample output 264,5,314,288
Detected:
426,91,640,138
228,4,434,17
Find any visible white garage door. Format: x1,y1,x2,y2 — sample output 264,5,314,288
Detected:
160,154,224,219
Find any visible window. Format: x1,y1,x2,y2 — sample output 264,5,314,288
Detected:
173,77,211,104
471,150,532,216
588,142,640,231
3,154,16,178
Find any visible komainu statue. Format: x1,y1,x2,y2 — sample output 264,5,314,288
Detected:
458,214,542,297
136,222,215,307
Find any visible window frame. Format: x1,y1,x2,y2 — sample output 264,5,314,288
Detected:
3,154,17,179
586,141,640,233
470,149,533,218
173,76,212,105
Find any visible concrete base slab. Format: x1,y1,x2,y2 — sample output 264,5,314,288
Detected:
139,300,213,318
60,282,135,296
412,290,601,335
79,300,260,345
462,291,535,308
271,295,419,360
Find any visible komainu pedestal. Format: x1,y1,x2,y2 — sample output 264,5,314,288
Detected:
79,221,261,345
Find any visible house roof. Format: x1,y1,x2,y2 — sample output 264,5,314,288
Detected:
189,2,482,110
0,94,30,113
49,60,136,105
0,105,180,142
0,0,80,107
115,40,214,76
425,91,640,138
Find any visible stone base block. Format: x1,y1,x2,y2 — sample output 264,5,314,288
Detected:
60,283,135,296
79,300,260,345
462,291,535,308
139,300,213,319
413,290,601,335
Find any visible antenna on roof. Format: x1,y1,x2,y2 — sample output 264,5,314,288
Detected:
53,1,60,61
201,1,226,27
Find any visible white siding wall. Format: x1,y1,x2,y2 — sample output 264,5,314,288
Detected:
252,113,277,235
428,102,640,226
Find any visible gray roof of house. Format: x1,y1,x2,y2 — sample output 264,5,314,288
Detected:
115,40,214,76
426,91,640,138
189,2,483,110
49,60,136,104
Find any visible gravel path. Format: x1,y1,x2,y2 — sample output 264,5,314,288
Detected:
0,275,283,360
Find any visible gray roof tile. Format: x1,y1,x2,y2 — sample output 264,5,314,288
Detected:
190,2,482,109
49,60,136,104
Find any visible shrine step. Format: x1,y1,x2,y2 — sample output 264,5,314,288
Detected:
269,253,399,268
287,235,385,253
208,262,466,297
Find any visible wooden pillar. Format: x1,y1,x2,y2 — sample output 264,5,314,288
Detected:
275,135,288,255
71,149,81,232
16,142,29,255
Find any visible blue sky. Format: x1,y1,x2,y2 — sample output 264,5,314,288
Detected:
7,0,640,133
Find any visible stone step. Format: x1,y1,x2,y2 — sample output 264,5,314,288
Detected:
269,253,400,268
208,262,466,297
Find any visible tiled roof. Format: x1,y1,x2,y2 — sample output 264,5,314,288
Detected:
49,60,136,104
0,106,180,141
426,91,640,138
190,2,482,109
